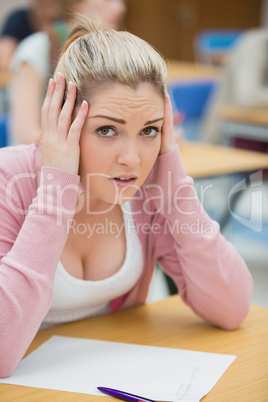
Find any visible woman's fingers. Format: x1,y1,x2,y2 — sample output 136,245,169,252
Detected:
160,91,177,155
57,81,77,138
41,78,56,135
48,72,66,134
163,93,174,133
68,100,89,144
41,73,88,175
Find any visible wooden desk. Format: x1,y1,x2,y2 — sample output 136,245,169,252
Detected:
180,142,268,178
167,60,222,81
219,105,268,126
218,105,268,145
0,295,267,401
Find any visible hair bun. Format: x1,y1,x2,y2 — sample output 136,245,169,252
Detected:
62,13,103,53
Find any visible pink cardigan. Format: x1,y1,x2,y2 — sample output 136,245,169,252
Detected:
0,144,253,377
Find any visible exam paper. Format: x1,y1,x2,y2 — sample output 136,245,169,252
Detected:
0,336,236,401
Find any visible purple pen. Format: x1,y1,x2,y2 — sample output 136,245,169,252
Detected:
97,387,156,402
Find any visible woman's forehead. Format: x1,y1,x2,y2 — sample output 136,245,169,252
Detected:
85,86,163,124
87,83,164,109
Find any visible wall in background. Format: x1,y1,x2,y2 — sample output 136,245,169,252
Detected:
123,0,262,61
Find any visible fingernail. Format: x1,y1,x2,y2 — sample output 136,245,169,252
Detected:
56,72,62,82
68,81,75,92
48,78,54,88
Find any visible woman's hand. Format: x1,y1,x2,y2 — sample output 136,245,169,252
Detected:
159,91,178,155
41,72,89,175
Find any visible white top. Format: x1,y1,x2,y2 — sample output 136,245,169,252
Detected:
11,32,50,79
41,201,143,327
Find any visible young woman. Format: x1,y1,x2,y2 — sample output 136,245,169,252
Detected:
0,15,253,377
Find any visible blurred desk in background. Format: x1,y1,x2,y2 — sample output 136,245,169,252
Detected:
219,106,268,126
178,142,268,233
218,105,268,147
167,60,222,81
180,142,268,178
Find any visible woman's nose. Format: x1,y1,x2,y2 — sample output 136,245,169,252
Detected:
117,140,140,167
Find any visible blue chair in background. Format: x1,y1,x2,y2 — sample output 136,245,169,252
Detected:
167,80,219,141
0,113,9,148
194,30,243,65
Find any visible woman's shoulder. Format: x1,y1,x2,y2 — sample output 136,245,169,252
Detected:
20,31,49,47
0,144,42,177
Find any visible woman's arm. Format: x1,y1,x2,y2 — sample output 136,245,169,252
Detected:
0,76,88,377
11,62,43,144
149,148,253,330
0,163,82,378
146,94,253,330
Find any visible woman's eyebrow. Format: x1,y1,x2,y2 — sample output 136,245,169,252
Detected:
144,118,164,125
91,115,164,125
91,115,126,124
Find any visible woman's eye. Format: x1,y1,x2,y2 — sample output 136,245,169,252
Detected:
97,127,115,137
141,127,159,137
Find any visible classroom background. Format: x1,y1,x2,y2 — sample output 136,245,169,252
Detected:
0,0,267,307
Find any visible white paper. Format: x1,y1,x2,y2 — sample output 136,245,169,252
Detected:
0,336,236,401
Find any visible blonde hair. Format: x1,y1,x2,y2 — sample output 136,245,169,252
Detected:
55,13,167,106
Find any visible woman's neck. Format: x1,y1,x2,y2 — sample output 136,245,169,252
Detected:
75,194,122,223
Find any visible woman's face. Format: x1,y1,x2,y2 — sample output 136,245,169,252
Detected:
77,0,126,29
79,83,164,210
32,0,61,23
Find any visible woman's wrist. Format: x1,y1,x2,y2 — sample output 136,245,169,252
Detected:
159,142,178,155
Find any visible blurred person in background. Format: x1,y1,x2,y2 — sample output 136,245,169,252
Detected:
201,28,268,144
0,0,62,73
8,0,127,145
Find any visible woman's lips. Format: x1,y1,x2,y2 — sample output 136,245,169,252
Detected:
109,176,138,189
